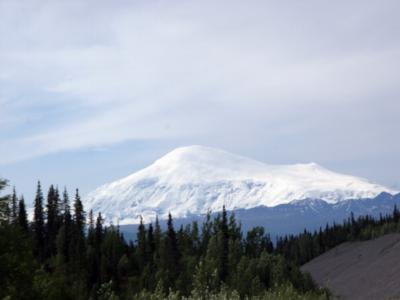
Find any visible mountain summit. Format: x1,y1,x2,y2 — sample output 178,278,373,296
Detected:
85,146,395,224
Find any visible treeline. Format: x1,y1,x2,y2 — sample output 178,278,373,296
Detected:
275,207,400,265
0,180,329,300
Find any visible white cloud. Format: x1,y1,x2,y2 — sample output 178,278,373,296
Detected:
0,0,400,165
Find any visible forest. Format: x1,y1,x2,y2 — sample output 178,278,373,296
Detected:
2,179,399,300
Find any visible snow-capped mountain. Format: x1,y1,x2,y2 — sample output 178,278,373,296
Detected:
84,145,396,224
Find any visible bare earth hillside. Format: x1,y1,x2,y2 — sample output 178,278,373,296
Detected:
302,233,400,299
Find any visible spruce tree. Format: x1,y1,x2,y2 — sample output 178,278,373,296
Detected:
147,223,155,264
162,213,181,288
54,186,61,230
0,208,36,300
17,196,29,232
11,187,18,224
88,209,95,247
87,209,98,289
393,204,400,223
228,212,242,241
201,211,212,253
33,181,45,261
71,188,86,274
62,188,72,225
73,189,85,234
191,221,200,255
46,184,59,256
57,188,72,263
219,206,229,281
56,222,68,271
95,212,104,248
153,216,162,266
137,216,147,271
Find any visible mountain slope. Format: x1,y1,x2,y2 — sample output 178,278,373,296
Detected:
84,145,395,224
302,233,400,300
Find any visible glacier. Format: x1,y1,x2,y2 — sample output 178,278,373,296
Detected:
84,145,396,224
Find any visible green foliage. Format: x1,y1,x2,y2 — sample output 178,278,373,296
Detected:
46,185,60,257
0,179,335,300
33,181,45,262
10,187,17,224
33,268,75,300
137,216,147,271
17,196,29,232
276,209,400,266
70,188,87,276
0,224,37,300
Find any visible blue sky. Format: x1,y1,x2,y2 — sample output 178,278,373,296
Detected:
1,0,400,204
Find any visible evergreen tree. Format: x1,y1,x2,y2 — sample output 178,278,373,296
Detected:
245,226,272,257
56,188,72,266
393,205,400,223
17,196,29,232
11,187,18,224
137,216,147,271
46,185,60,257
71,189,86,275
100,226,126,287
0,180,338,299
87,209,98,291
153,216,162,268
33,181,46,261
95,212,104,248
203,234,221,290
191,221,200,255
0,218,36,300
201,211,212,253
54,186,61,230
87,212,104,292
219,206,229,281
228,213,242,241
73,189,85,234
62,188,72,226
162,213,181,289
55,225,69,275
88,209,95,247
147,223,155,264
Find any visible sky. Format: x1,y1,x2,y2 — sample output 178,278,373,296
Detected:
1,0,400,204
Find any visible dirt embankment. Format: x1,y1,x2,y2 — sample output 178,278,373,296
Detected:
302,233,400,300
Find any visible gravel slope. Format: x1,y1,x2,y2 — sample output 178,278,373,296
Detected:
302,233,400,299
